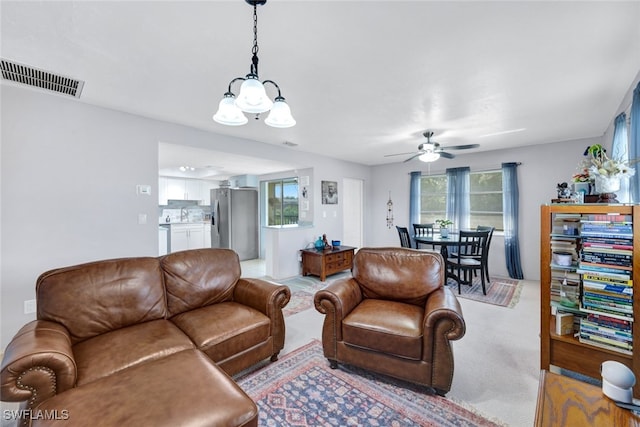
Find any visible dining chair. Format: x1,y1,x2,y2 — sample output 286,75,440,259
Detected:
475,225,495,283
396,226,413,248
413,223,435,249
446,230,490,295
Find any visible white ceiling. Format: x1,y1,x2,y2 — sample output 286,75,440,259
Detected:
2,1,639,178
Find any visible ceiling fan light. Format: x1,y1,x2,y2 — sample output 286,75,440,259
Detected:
235,75,273,113
264,98,296,128
419,151,440,162
213,94,248,126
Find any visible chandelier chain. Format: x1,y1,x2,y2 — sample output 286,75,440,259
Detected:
251,3,259,75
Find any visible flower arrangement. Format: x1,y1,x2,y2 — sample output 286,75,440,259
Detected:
435,219,453,228
581,144,635,180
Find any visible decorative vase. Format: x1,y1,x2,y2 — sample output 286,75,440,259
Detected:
440,228,449,238
594,176,621,203
314,236,324,251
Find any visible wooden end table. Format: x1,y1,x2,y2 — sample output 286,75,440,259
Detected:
535,370,640,426
300,246,356,281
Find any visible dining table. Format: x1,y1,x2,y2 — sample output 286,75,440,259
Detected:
414,233,462,284
414,233,459,258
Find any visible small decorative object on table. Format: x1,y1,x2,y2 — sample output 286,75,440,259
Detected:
314,236,325,251
435,219,453,238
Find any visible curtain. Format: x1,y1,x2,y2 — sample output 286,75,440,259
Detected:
409,171,421,227
502,162,523,279
630,82,640,203
612,112,630,203
445,167,470,231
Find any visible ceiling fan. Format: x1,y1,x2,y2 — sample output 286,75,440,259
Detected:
384,131,480,163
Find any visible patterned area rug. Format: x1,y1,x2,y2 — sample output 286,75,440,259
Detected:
277,271,522,316
445,275,523,308
236,340,506,427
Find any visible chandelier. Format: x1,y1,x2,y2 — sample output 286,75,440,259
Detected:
213,0,296,128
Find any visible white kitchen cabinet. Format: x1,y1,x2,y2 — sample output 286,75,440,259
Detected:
204,224,211,248
159,177,208,204
170,224,206,252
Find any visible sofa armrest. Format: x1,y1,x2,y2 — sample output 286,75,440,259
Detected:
1,321,76,409
233,278,291,317
314,278,363,350
233,278,291,353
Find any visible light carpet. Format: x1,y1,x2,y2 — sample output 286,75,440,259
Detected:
236,340,507,427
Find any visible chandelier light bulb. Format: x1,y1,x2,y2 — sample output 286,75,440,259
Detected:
265,97,296,128
213,94,248,126
235,75,273,113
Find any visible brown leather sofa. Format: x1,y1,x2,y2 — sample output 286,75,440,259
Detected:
314,247,465,396
1,248,290,425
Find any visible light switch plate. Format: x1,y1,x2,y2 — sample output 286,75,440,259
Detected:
136,184,151,196
24,299,36,314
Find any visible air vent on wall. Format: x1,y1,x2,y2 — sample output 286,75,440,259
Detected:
0,58,84,98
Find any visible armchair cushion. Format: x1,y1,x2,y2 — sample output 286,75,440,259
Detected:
342,299,424,360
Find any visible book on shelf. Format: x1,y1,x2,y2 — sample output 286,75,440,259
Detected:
556,311,574,335
578,335,633,355
581,305,634,321
578,269,632,282
583,290,632,305
586,312,632,331
582,279,633,296
578,262,633,273
580,320,633,341
581,214,632,223
579,329,633,349
582,243,634,252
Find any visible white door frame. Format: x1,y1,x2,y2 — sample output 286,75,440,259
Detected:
342,178,364,248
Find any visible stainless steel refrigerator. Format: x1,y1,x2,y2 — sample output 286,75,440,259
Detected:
210,188,258,261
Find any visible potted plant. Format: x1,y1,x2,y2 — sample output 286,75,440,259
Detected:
579,144,636,202
435,219,453,238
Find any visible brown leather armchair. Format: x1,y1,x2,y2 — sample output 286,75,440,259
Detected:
314,247,466,396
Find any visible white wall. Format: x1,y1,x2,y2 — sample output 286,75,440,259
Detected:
0,85,371,347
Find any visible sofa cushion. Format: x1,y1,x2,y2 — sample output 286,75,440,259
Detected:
73,319,195,386
342,299,424,360
171,302,270,363
36,257,167,344
32,349,258,427
353,247,444,306
162,249,241,317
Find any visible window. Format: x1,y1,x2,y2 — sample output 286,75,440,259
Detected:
469,170,503,231
419,175,447,224
264,177,299,226
419,170,503,231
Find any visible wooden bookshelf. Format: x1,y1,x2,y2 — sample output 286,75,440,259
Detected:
540,204,640,397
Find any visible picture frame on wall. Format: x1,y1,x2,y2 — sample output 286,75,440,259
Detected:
322,181,338,204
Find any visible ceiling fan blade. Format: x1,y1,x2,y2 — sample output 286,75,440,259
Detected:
384,151,419,158
439,151,455,159
403,152,424,163
441,144,480,150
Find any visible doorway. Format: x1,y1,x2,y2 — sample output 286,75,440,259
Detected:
342,178,364,248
